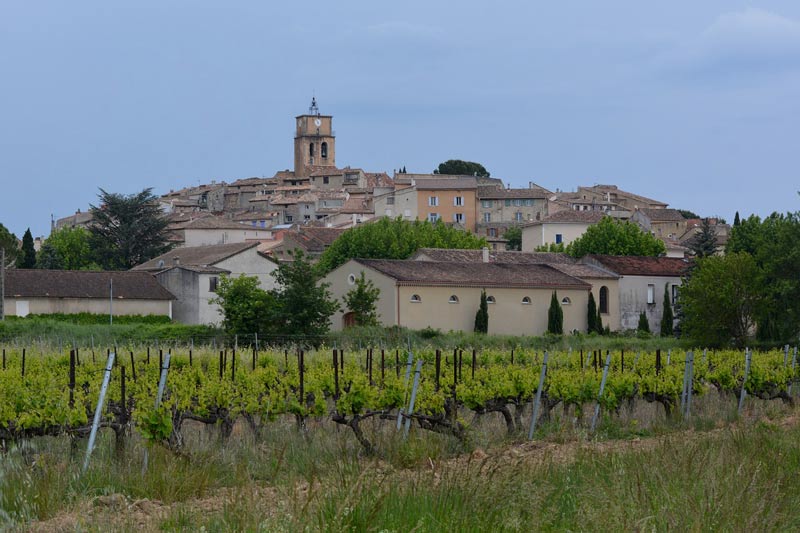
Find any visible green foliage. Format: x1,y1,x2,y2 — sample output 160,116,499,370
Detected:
272,251,339,339
89,188,173,270
316,217,486,274
342,272,381,327
0,223,19,265
433,159,490,177
678,209,700,219
679,253,763,347
733,211,740,226
19,312,172,325
566,217,666,258
474,290,489,334
587,292,597,333
535,242,566,252
686,218,718,258
637,312,650,334
37,226,99,270
17,229,35,268
212,274,278,337
660,283,674,337
596,308,604,335
548,291,563,334
503,226,522,251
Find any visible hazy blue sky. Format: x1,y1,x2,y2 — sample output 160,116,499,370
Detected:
2,1,799,237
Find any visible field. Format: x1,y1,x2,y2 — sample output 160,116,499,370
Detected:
1,342,799,531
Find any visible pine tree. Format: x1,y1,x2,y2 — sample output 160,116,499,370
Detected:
474,290,489,333
587,292,597,333
660,283,674,337
18,228,36,269
637,311,650,333
548,291,563,334
688,218,718,258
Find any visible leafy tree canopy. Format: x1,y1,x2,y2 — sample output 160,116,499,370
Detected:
343,272,381,327
37,227,99,270
89,188,173,270
433,159,490,177
316,217,486,274
566,217,666,258
686,218,718,258
0,223,19,266
678,209,700,219
503,226,522,251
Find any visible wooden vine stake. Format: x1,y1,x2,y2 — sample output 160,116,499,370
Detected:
528,350,550,439
590,351,612,433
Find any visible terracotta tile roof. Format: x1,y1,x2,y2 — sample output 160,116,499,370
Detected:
636,208,685,222
308,166,345,177
584,255,692,277
176,216,254,231
365,172,394,189
340,197,373,214
356,259,591,289
580,185,668,208
412,248,576,265
477,186,550,199
411,177,478,190
132,242,259,271
5,270,174,300
527,210,607,225
283,227,346,253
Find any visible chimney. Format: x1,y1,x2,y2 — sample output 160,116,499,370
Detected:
173,256,180,266
482,247,490,263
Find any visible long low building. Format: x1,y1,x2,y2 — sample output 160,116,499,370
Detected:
1,269,175,318
325,258,592,335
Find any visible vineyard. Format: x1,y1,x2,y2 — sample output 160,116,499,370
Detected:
0,343,796,457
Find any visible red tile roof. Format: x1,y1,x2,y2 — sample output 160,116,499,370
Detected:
584,255,692,277
5,270,174,300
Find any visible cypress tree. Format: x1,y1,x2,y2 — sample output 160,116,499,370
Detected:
596,307,604,335
587,292,597,333
733,211,740,227
637,311,650,333
18,228,36,269
548,291,563,334
660,283,674,337
474,290,489,333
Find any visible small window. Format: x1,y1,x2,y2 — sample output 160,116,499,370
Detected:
524,199,534,206
309,143,315,157
449,295,459,304
647,284,655,304
513,199,523,207
521,296,532,305
429,196,439,207
488,228,497,237
561,297,571,305
486,296,496,304
410,294,421,303
209,277,219,293
515,212,523,221
321,142,328,158
504,199,511,207
323,176,329,184
454,196,464,206
484,212,491,223
386,196,395,205
599,286,609,314
555,234,563,244
453,213,465,224
428,213,440,223
671,284,679,305
481,200,493,208
347,274,356,285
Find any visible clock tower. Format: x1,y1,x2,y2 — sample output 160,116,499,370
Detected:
294,97,336,177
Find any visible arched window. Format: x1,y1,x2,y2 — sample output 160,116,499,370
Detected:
561,297,571,305
449,295,459,304
321,142,328,158
599,286,609,314
486,295,496,304
309,143,315,157
410,294,421,303
521,296,532,305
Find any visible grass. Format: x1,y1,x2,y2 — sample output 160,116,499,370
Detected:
2,395,800,531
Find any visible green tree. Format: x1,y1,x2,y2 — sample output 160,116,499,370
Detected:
733,211,741,226
36,227,98,270
212,274,279,337
596,308,604,335
17,228,36,268
474,290,489,333
637,312,650,334
89,188,173,270
547,291,563,334
272,251,340,339
534,242,566,253
342,272,381,327
587,292,597,333
316,217,486,274
660,283,674,337
678,209,700,219
566,217,666,258
686,218,718,258
503,226,522,251
679,253,763,347
0,224,19,266
433,160,490,177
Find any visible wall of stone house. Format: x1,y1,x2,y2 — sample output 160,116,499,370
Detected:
156,268,200,324
324,260,399,331
617,275,682,332
416,190,477,231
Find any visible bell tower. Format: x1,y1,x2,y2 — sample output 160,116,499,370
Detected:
294,97,336,177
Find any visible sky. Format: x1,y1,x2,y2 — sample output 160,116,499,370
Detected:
2,1,799,238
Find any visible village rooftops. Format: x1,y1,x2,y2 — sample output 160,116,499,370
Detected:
477,186,550,199
524,210,607,225
132,242,260,272
175,216,255,231
355,259,591,289
4,270,174,300
635,208,685,222
584,255,691,277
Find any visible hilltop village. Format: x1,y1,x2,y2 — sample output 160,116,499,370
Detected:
3,99,729,336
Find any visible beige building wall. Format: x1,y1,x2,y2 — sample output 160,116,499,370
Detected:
618,275,682,332
325,260,400,330
417,189,477,231
585,278,620,331
374,187,418,220
521,222,591,251
477,198,547,225
294,114,335,175
182,228,273,247
3,298,171,318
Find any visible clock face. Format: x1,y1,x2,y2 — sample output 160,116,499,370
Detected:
314,118,321,127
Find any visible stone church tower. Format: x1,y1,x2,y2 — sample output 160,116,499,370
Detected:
294,97,336,177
